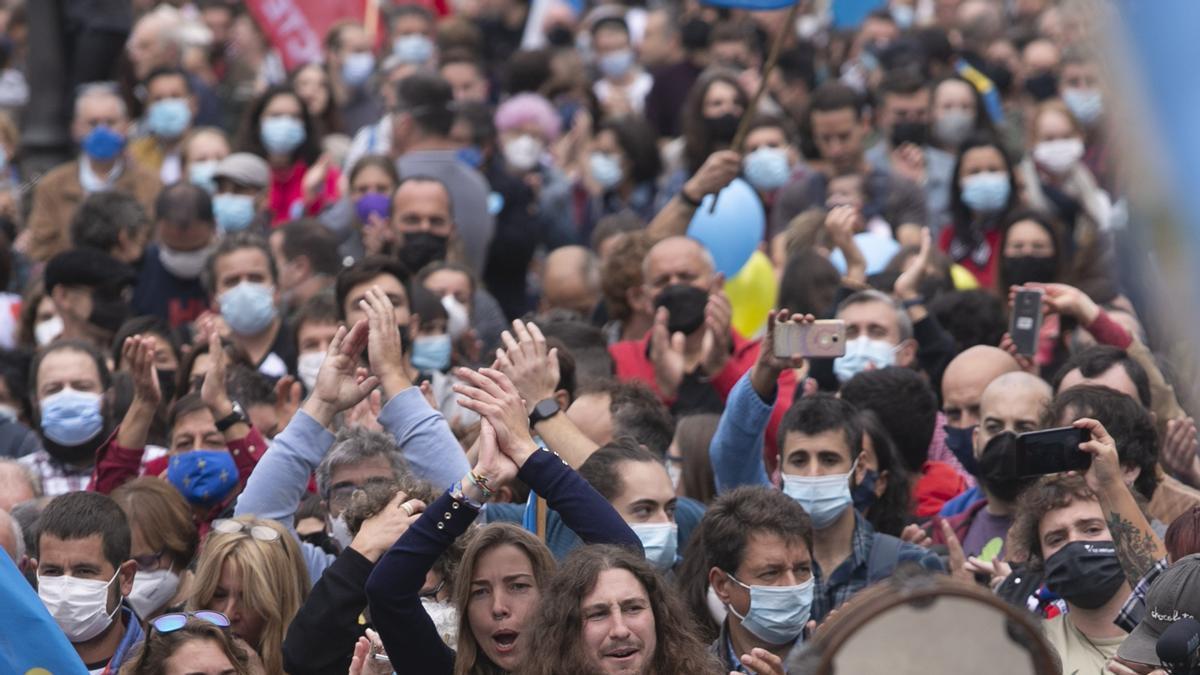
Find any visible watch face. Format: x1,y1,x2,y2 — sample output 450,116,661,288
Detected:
533,399,559,420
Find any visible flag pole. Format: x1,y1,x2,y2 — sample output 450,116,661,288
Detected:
709,0,802,213
365,0,381,43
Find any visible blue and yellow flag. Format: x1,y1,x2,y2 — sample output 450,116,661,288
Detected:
0,550,88,675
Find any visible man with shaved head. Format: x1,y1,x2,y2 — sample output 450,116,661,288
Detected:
540,246,602,319
941,346,1022,471
936,372,1054,557
609,236,754,414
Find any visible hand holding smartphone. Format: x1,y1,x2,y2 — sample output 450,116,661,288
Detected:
1009,288,1045,357
773,319,847,359
1013,426,1092,477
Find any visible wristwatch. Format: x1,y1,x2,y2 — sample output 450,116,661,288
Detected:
215,401,248,432
528,398,561,426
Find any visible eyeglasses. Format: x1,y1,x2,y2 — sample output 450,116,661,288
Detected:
211,519,280,542
151,610,230,635
132,549,167,572
327,477,396,508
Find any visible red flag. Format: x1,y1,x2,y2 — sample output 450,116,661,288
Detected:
244,0,369,71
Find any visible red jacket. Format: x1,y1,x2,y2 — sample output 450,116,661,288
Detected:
913,460,969,518
609,329,759,405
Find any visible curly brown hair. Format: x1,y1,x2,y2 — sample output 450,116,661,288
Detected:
600,231,652,323
1008,473,1098,568
118,618,255,675
517,544,725,675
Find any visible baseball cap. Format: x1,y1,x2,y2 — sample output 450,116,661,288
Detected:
1117,554,1200,665
44,248,134,293
212,153,270,189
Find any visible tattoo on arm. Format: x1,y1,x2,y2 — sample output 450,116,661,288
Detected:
1106,511,1159,584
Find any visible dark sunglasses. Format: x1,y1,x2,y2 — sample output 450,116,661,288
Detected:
151,610,230,634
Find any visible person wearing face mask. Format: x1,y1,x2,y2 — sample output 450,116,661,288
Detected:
710,347,945,624
1058,49,1113,192
24,84,161,263
17,341,114,495
703,486,815,671
44,248,135,350
939,137,1018,288
210,152,271,234
269,219,341,314
939,345,1021,480
1017,101,1117,299
407,286,480,431
181,127,232,195
389,4,437,67
128,68,199,185
591,16,654,117
243,87,341,226
676,71,748,198
110,477,200,620
385,176,463,278
131,182,218,329
204,234,296,379
324,22,383,136
32,491,143,673
292,293,340,395
741,116,802,211
572,117,662,245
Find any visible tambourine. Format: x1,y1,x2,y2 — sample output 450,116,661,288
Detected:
786,570,1060,674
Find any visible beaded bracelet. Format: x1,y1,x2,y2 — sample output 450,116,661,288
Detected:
469,470,494,499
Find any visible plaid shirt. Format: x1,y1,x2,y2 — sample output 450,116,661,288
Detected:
811,512,947,623
18,449,92,496
1115,558,1169,633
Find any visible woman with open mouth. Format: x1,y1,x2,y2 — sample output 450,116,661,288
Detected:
365,367,641,674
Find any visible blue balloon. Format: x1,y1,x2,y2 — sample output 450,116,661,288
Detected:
687,178,764,278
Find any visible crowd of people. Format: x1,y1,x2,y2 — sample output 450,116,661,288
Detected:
0,0,1196,673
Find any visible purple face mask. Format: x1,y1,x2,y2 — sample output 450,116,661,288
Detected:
356,193,391,223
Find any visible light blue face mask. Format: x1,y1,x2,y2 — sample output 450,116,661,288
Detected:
960,171,1011,213
188,160,220,193
890,3,916,29
219,282,278,336
213,193,257,233
833,336,897,384
393,34,434,64
411,334,452,372
725,573,814,645
781,458,859,529
589,152,623,190
743,146,792,191
630,522,678,571
341,52,376,87
598,49,635,79
146,98,192,139
260,116,306,155
40,389,104,446
1062,88,1103,126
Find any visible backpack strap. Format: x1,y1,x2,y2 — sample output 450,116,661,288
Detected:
867,533,903,584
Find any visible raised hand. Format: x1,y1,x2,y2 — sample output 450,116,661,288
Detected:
1162,417,1200,487
893,226,932,302
899,523,933,549
938,519,974,584
470,419,520,493
124,335,161,407
303,321,379,428
1012,282,1099,324
453,368,537,468
346,387,384,432
701,287,733,377
1075,417,1123,492
350,490,425,563
889,143,926,184
649,306,686,400
999,332,1038,374
200,330,233,417
361,285,411,398
684,150,741,201
495,320,559,414
824,204,858,249
736,647,784,675
274,375,302,432
749,309,812,400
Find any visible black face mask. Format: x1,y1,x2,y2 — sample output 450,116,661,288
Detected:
653,284,709,336
1001,255,1057,287
976,432,1034,503
890,121,929,148
706,113,740,144
1024,71,1059,102
396,232,449,274
986,62,1014,95
301,530,341,557
944,425,979,477
546,25,574,48
89,291,131,335
1043,540,1126,609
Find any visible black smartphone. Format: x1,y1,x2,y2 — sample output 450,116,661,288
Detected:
1014,426,1091,477
1010,288,1044,357
890,121,929,148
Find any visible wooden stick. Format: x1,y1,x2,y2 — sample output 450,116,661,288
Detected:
709,0,803,214
365,0,380,43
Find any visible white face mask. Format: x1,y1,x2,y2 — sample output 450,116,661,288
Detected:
1033,138,1085,175
441,295,470,339
35,315,63,347
127,568,181,618
502,134,544,172
38,569,121,642
158,241,216,280
422,597,459,647
330,514,354,551
297,350,325,392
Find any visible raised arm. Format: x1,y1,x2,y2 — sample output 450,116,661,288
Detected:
92,336,161,493
362,285,469,488
711,311,810,493
645,150,741,244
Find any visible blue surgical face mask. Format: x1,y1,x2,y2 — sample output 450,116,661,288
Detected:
781,458,858,529
260,116,306,155
944,425,979,476
341,52,376,87
411,334,452,372
219,282,278,336
960,171,1011,213
725,573,814,645
213,193,257,233
188,159,220,193
456,145,484,169
589,152,623,190
40,389,104,446
393,34,434,64
146,98,192,138
851,467,879,512
82,126,126,161
833,336,897,384
890,3,916,29
1062,88,1103,126
630,522,678,571
743,146,792,191
167,449,240,508
598,48,635,79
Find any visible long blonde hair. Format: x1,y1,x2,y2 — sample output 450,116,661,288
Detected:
188,517,308,674
451,524,556,675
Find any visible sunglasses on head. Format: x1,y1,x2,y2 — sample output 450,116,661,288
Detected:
151,610,230,635
211,519,281,542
